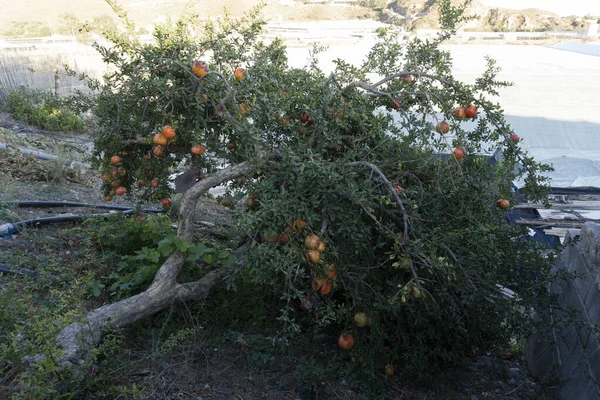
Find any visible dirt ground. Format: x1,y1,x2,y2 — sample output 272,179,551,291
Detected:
0,119,554,399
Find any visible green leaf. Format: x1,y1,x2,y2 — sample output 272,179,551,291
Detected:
186,243,207,261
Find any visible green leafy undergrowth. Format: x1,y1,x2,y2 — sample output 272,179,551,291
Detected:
0,88,86,132
66,213,234,299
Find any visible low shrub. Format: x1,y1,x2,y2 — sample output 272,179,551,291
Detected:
0,88,86,132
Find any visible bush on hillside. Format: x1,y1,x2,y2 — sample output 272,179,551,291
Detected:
1,88,85,132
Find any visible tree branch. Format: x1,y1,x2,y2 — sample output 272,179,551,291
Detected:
345,161,410,243
177,161,257,241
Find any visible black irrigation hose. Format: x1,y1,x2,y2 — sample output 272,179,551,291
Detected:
0,263,57,280
0,200,162,214
0,262,37,277
0,210,135,236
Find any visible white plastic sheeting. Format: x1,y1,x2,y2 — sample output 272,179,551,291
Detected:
551,42,600,57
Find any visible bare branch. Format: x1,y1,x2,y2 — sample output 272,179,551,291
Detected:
444,244,477,291
345,161,410,243
320,219,328,236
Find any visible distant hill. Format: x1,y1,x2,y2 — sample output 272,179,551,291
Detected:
385,0,596,31
0,0,597,38
0,0,375,38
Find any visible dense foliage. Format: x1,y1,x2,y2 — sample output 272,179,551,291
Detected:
85,0,560,383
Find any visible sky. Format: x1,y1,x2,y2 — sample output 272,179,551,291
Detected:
480,0,600,17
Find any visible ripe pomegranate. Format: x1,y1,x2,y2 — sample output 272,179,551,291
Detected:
292,219,306,231
338,334,355,350
453,107,466,119
306,250,320,264
153,134,167,146
435,121,450,134
311,278,332,295
191,144,205,155
317,240,325,253
192,60,209,77
234,67,246,81
305,234,321,250
301,111,310,124
497,199,510,210
453,147,466,160
153,146,165,157
278,233,289,246
162,125,175,139
326,264,337,279
465,105,477,118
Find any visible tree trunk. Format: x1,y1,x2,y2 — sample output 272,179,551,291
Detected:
27,162,256,365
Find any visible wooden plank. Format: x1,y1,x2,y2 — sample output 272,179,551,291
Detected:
545,228,580,237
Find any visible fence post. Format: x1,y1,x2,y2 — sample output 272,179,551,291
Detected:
54,69,60,97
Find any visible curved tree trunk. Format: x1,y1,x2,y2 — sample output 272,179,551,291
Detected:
26,162,256,366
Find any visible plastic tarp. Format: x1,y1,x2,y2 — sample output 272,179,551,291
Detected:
551,41,600,57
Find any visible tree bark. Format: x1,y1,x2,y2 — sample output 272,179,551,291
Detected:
28,162,257,365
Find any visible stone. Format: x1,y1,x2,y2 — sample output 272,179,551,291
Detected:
508,367,523,380
581,223,600,269
560,374,600,400
585,345,600,386
525,324,558,381
527,226,600,396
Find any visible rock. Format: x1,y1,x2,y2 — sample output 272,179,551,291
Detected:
388,0,584,32
509,367,523,380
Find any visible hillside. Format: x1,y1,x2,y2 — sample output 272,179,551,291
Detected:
0,0,597,38
386,0,596,31
0,0,375,38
